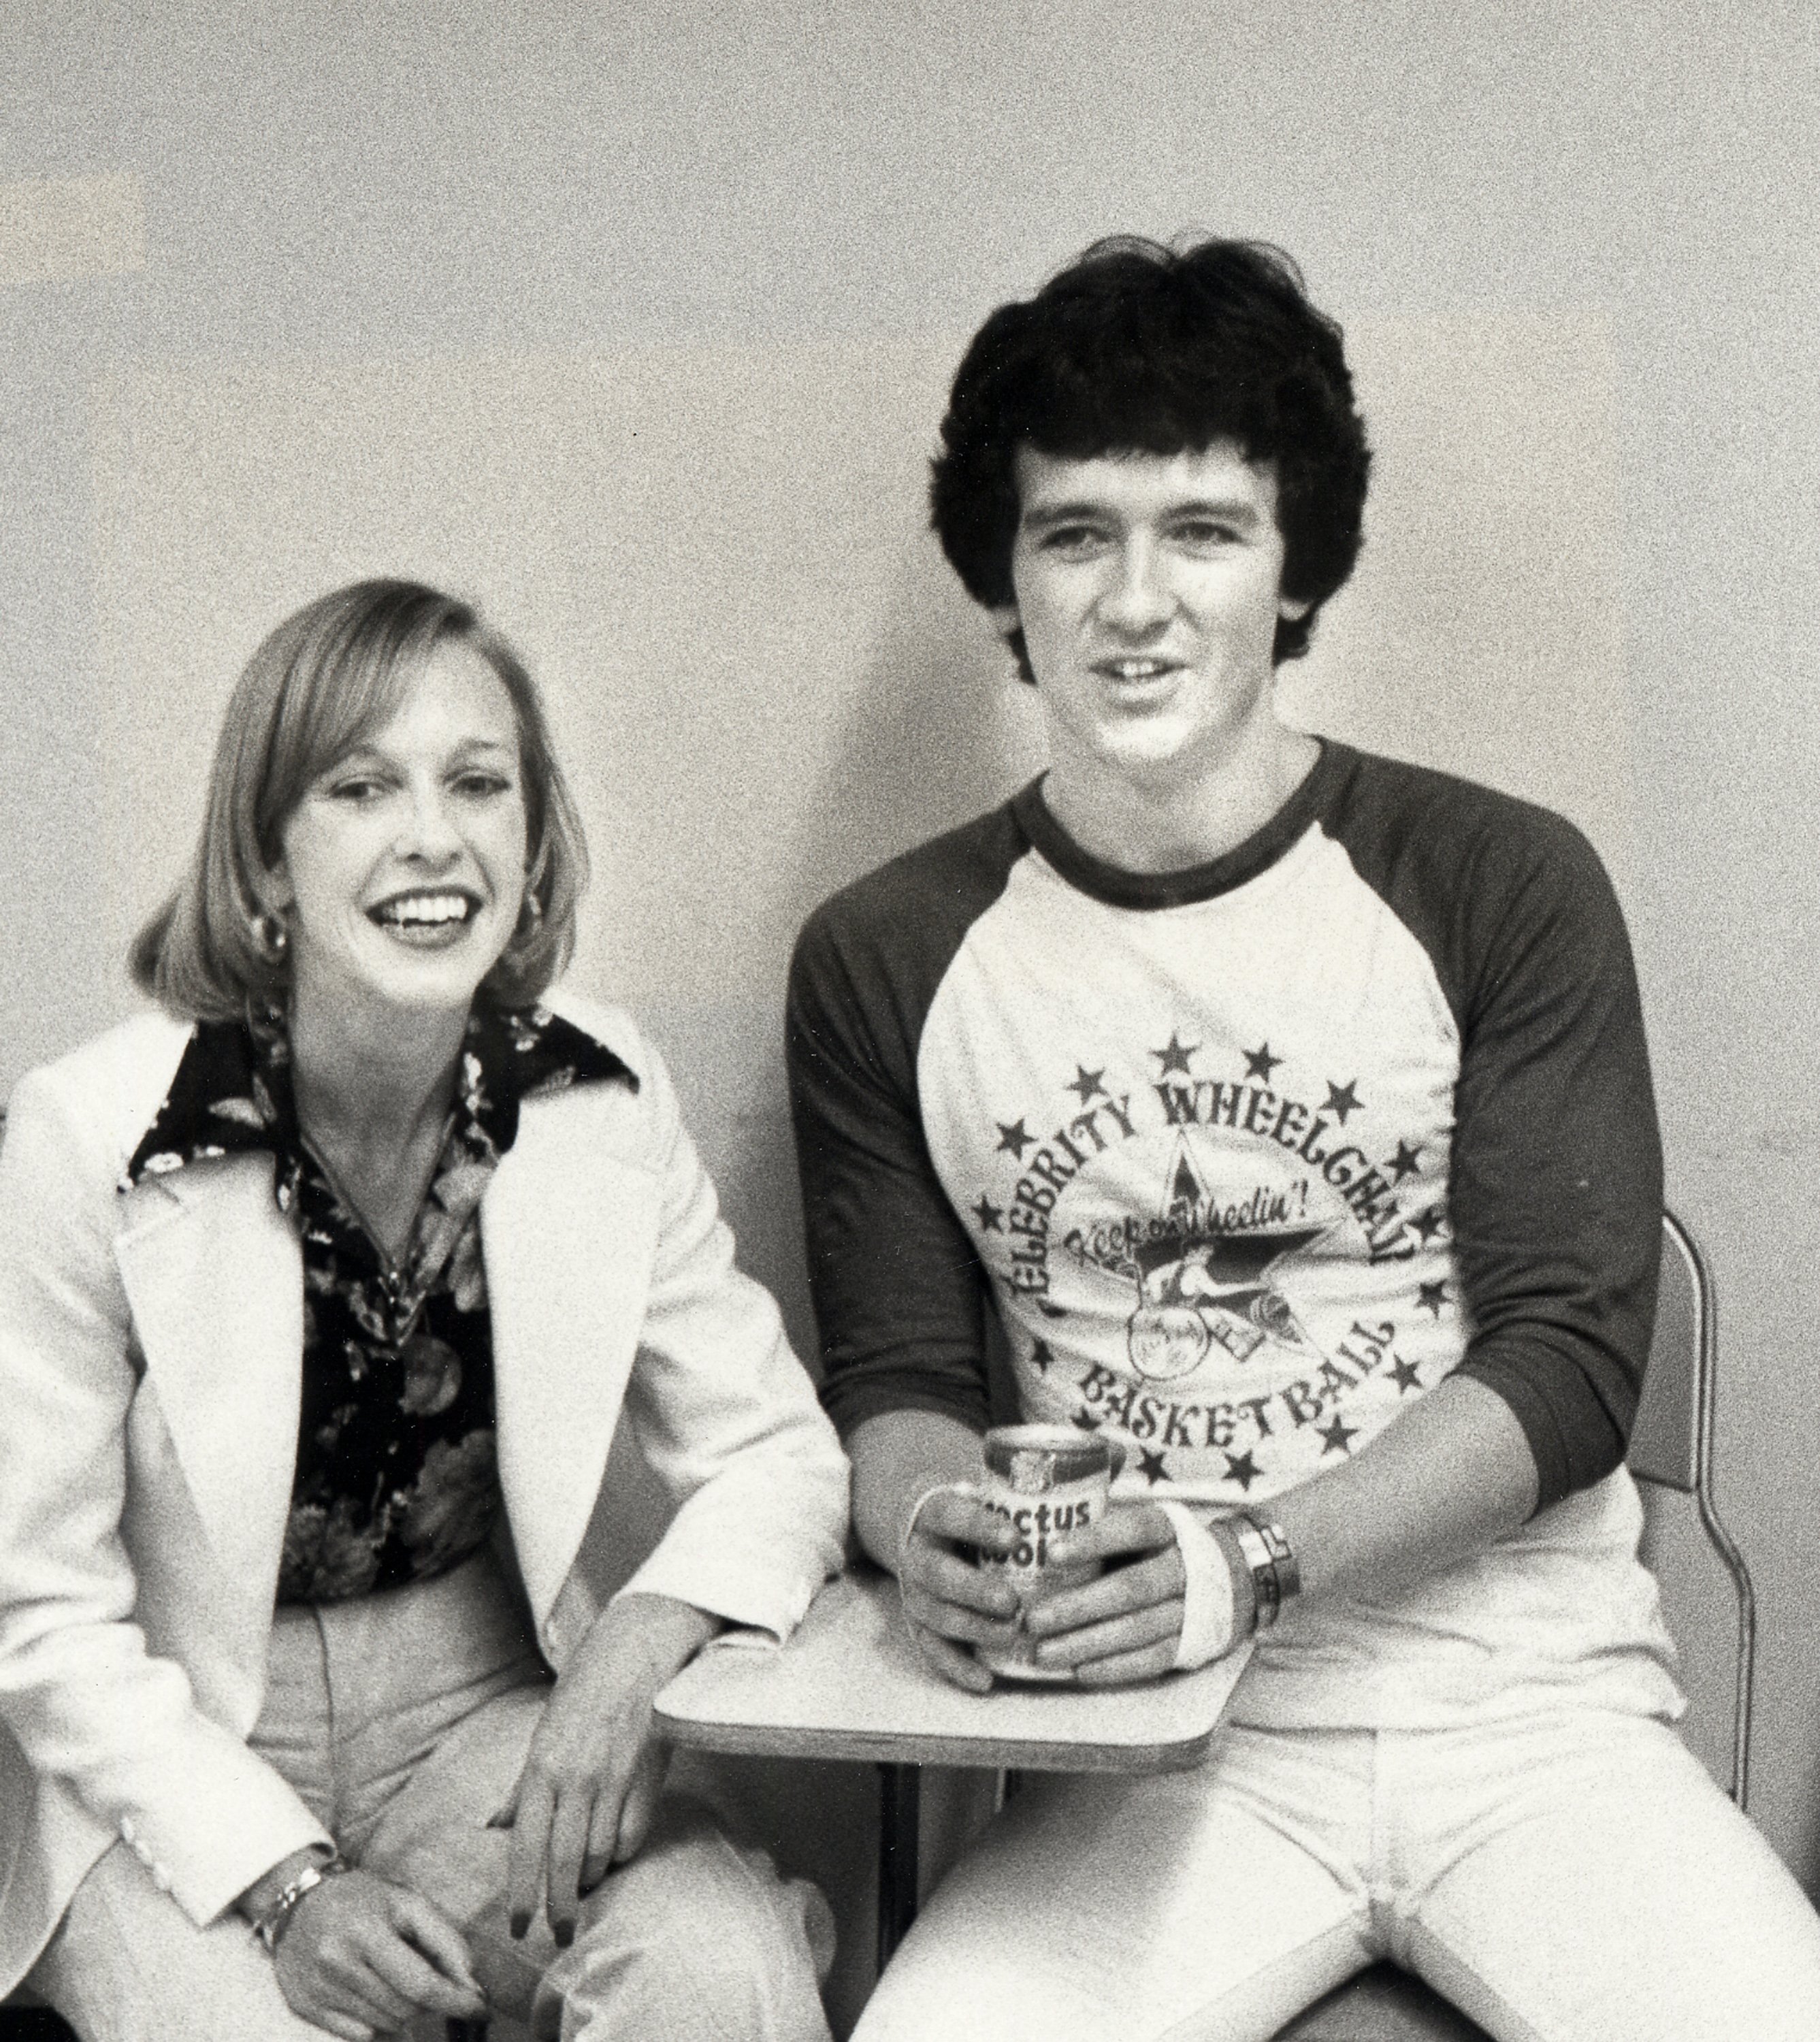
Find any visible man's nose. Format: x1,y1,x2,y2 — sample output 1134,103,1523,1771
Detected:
1098,537,1173,632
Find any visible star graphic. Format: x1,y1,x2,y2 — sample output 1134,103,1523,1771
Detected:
1390,1356,1423,1394
1323,1080,1363,1124
1065,1064,1108,1104
1319,1414,1359,1456
1242,1041,1283,1082
1071,1411,1101,1432
994,1119,1034,1159
1388,1141,1423,1183
1411,1205,1447,1244
973,1195,1005,1233
1029,1339,1054,1374
1152,1033,1199,1077
1223,1449,1262,1491
1418,1280,1449,1318
1136,1447,1169,1484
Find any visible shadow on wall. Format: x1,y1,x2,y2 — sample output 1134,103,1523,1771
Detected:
575,542,1032,2037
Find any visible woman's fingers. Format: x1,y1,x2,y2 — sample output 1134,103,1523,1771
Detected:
612,1739,668,1865
506,1770,557,1936
306,2013,374,2042
545,1783,600,1945
1071,1636,1181,1687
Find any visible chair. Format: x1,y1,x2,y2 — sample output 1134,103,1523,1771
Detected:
1274,1208,1753,2041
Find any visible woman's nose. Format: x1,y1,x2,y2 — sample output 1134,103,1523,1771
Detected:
395,784,461,860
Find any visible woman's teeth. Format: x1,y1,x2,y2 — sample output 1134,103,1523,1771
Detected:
372,892,472,926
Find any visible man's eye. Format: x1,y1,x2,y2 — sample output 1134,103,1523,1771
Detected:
1037,525,1105,554
1174,521,1239,548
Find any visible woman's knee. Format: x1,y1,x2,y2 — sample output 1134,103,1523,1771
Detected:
553,1806,830,2041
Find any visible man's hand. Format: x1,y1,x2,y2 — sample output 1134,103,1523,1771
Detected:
1022,1502,1200,1685
498,1592,717,1947
273,1867,485,2041
897,1483,1023,1692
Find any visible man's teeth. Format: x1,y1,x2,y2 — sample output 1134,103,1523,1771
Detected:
374,893,472,926
1107,659,1170,679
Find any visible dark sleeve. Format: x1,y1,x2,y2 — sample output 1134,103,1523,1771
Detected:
785,890,994,1442
1442,809,1663,1511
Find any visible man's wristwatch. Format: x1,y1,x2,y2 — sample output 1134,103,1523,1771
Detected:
250,1850,350,1954
1229,1513,1301,1631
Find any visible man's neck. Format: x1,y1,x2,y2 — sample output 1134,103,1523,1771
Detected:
1042,726,1322,876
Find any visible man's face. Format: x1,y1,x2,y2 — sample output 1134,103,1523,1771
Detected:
1001,442,1307,800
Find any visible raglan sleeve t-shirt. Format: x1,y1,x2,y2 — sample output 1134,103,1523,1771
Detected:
787,742,1680,1728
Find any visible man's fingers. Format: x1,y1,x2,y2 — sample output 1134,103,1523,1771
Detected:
1026,1546,1184,1635
506,1773,557,1935
1072,1638,1181,1687
909,1621,997,1692
1044,1502,1177,1570
911,1487,1011,1553
307,2013,374,2042
908,1542,1022,1617
1032,1594,1184,1669
901,1582,1024,1652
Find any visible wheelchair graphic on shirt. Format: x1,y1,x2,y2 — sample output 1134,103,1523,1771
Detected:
1125,1228,1322,1382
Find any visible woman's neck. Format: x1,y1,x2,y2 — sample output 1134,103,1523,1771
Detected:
286,985,468,1176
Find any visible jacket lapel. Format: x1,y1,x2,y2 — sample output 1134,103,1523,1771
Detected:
483,1087,655,1640
112,1156,303,1635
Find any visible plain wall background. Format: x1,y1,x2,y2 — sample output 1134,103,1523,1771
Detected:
4,0,1818,1957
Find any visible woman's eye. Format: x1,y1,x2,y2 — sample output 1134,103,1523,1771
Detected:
453,772,512,799
1174,520,1238,549
327,777,387,803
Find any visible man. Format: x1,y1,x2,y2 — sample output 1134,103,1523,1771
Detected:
787,238,1820,2039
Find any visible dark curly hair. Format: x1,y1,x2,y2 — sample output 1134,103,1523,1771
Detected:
930,236,1371,672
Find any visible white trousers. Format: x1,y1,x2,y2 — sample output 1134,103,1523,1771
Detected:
29,1551,832,2042
854,1708,1820,2042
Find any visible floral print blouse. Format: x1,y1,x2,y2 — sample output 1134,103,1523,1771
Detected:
124,1001,634,1604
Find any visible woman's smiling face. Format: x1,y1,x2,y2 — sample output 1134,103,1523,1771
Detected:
269,640,529,1020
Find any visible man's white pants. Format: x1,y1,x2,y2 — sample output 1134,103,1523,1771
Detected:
855,1708,1820,2041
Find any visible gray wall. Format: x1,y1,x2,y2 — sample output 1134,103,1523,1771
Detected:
5,0,1819,1917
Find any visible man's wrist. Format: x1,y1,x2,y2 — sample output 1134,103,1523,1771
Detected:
1209,1520,1259,1634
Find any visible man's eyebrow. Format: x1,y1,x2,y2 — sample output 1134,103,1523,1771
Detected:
1020,495,1265,529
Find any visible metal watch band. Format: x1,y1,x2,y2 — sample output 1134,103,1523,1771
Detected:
1226,1515,1282,1630
251,1850,349,1954
1244,1513,1301,1603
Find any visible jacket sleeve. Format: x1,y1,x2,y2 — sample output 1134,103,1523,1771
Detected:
0,1065,331,1928
608,1035,849,1641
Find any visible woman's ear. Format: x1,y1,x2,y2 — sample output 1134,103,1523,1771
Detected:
1278,593,1314,623
990,602,1022,643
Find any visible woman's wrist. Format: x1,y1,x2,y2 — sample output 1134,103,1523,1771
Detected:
238,1846,335,1924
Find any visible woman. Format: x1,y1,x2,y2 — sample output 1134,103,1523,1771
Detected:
0,580,848,2042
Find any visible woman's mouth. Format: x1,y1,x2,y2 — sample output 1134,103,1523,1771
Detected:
367,890,481,945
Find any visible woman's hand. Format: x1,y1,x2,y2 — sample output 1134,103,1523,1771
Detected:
272,1867,486,2041
500,1591,719,1947
1022,1502,1242,1685
896,1484,1022,1693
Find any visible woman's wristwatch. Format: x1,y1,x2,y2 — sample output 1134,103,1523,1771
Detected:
1229,1513,1301,1631
250,1849,351,1954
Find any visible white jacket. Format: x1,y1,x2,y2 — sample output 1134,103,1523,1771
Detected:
0,994,848,1992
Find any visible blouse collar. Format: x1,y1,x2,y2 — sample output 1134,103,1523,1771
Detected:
123,1000,635,1195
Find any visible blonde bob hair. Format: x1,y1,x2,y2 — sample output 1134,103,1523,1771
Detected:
131,579,588,1021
